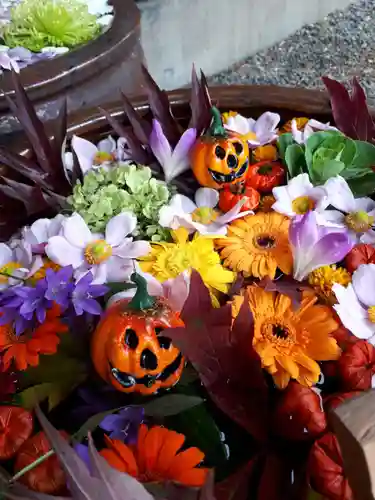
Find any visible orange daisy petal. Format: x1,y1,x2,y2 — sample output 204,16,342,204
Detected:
156,430,185,475
173,467,209,488
102,437,138,477
272,368,291,389
135,424,149,474
275,355,300,380
167,447,205,479
142,426,169,475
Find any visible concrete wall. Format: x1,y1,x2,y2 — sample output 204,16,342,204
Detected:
140,0,354,89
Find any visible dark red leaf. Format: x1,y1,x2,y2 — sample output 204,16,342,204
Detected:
99,107,151,164
273,382,327,441
141,65,181,146
352,77,375,142
338,340,375,391
324,391,362,412
6,70,56,175
0,178,48,215
258,276,307,310
165,271,269,441
322,76,375,142
257,453,295,500
48,99,72,191
42,188,69,210
344,244,375,273
0,147,52,189
70,149,84,186
308,432,353,500
121,92,152,145
189,66,212,136
215,459,256,500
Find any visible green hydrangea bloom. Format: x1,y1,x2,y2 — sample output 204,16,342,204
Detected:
68,164,174,241
2,0,100,52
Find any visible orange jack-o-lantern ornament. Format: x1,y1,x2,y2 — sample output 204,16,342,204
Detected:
91,273,184,395
190,107,250,189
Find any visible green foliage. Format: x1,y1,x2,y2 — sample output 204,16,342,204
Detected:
68,164,174,241
279,130,375,196
2,0,100,52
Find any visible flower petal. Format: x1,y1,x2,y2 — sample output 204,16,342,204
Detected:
46,236,84,268
25,218,50,244
159,194,197,229
195,188,219,209
104,257,134,283
113,240,151,259
149,119,172,172
71,135,98,175
224,114,251,135
289,211,319,250
0,243,13,267
97,135,116,154
324,176,356,213
352,263,375,307
105,213,137,247
63,213,93,249
169,128,197,182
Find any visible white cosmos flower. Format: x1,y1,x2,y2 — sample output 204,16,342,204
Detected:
0,241,41,289
45,213,151,284
272,173,330,217
22,214,66,253
223,111,280,147
158,187,253,237
318,176,375,243
333,264,375,343
291,119,338,145
64,135,128,176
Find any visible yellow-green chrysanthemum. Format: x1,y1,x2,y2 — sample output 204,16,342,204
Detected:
308,265,351,304
139,228,235,302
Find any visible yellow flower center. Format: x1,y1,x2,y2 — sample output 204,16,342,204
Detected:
291,196,316,215
243,131,258,142
344,211,375,233
191,207,219,225
93,151,113,165
161,247,191,277
221,111,238,124
254,234,277,249
308,265,351,304
262,320,296,348
84,240,112,265
0,262,21,283
368,306,375,323
30,259,61,284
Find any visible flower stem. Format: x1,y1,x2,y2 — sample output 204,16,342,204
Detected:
9,449,55,483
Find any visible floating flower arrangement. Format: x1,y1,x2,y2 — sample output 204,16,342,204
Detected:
0,67,374,500
0,0,113,72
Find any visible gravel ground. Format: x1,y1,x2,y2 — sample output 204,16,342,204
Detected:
211,0,375,104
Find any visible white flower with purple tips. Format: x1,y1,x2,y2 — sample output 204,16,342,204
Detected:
223,111,280,146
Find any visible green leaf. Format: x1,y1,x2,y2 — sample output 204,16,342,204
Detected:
348,171,375,197
143,394,204,418
284,144,306,177
351,140,375,169
305,130,342,169
277,133,295,161
312,159,345,183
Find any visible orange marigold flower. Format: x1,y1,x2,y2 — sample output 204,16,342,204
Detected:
216,212,292,279
253,144,278,162
0,304,67,371
100,424,209,487
232,286,341,388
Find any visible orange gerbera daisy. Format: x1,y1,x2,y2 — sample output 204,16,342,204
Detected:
0,304,67,371
232,286,341,388
216,212,292,279
100,424,209,487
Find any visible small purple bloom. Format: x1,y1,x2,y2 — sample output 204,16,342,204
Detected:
290,211,355,281
14,279,52,325
71,272,109,316
45,266,74,309
100,407,144,444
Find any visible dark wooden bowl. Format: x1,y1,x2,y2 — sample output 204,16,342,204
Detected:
0,0,144,137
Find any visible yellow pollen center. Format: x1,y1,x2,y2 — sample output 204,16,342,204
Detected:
254,234,276,250
29,260,61,284
84,240,112,265
308,265,351,304
0,262,21,283
345,211,375,233
262,321,296,348
191,207,219,225
291,196,316,215
368,306,375,323
242,131,258,142
93,151,114,165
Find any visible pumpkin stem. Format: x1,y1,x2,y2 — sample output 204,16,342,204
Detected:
209,106,227,137
128,272,156,310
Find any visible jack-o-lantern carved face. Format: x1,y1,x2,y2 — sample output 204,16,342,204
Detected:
91,297,184,395
190,107,250,190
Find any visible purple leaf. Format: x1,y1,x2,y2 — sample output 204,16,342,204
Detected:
141,65,181,147
0,178,49,215
352,77,375,142
121,92,152,144
189,66,212,136
0,148,52,189
87,434,153,500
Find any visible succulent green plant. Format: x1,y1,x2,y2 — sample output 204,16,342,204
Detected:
2,0,101,52
69,164,174,241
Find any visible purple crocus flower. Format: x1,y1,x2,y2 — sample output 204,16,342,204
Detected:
44,266,74,309
289,211,354,281
100,407,144,444
71,272,109,316
149,119,197,183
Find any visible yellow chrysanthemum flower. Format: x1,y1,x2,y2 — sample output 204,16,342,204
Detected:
139,228,235,302
308,265,352,305
253,145,278,162
281,117,310,134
